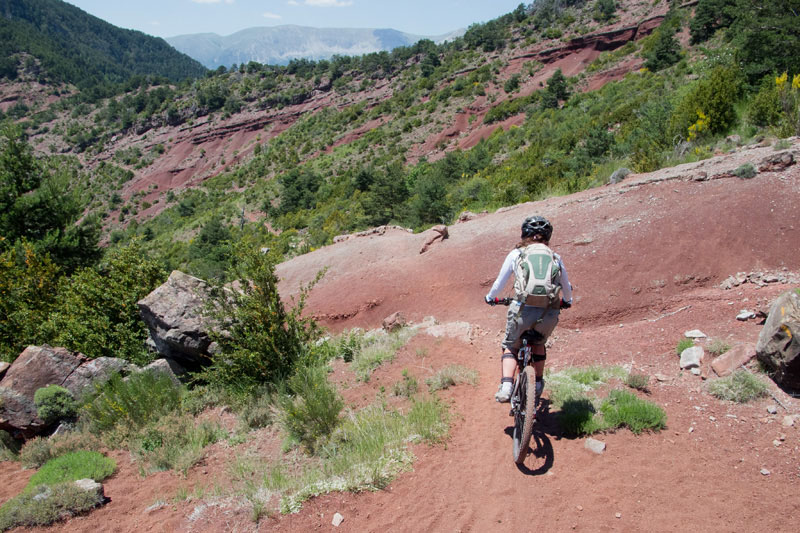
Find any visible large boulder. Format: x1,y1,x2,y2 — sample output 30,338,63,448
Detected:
137,270,218,368
756,290,800,390
0,346,126,438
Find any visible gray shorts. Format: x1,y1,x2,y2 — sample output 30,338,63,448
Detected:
502,302,560,354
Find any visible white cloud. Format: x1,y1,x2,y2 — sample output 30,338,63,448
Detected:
287,0,300,5
297,0,354,7
263,11,282,19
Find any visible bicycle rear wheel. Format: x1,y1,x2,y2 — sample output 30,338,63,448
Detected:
512,367,537,464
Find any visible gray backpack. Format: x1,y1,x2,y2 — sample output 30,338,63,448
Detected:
513,243,562,308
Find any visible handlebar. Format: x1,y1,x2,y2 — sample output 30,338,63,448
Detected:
485,297,571,309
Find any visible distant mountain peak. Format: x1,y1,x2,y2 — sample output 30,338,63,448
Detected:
166,25,464,69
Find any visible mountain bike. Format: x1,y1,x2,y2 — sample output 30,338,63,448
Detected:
488,297,542,464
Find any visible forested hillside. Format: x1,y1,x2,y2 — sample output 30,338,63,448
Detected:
0,0,206,93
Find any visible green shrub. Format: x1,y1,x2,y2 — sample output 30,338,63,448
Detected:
34,385,77,424
558,396,607,436
0,482,102,530
39,241,166,365
670,66,743,141
277,397,449,514
235,389,275,430
733,163,756,179
81,370,183,438
278,363,343,454
200,243,321,394
0,430,20,461
131,414,226,476
708,370,768,403
392,369,418,398
676,338,694,355
351,328,416,381
425,365,479,392
625,373,650,393
26,450,115,491
599,390,666,434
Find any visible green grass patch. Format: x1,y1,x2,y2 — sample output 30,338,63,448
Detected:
708,370,768,403
425,364,479,392
350,328,417,381
131,413,227,477
19,432,102,469
599,390,667,434
707,339,732,356
231,396,449,517
26,451,115,493
547,366,665,436
393,369,419,398
676,338,694,355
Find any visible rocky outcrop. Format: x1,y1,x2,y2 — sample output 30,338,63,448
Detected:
419,225,449,254
137,270,218,368
0,346,126,438
756,290,800,390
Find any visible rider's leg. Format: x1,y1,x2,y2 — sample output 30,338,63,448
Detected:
495,350,516,402
532,345,546,399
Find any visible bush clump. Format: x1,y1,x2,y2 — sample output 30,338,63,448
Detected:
26,450,115,490
278,363,343,454
599,390,667,434
81,370,183,439
708,370,768,403
625,373,650,393
34,385,77,425
0,482,103,530
733,163,757,179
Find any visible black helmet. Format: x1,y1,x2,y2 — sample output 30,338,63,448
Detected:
521,215,552,241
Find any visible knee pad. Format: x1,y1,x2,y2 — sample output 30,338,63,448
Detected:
531,346,546,363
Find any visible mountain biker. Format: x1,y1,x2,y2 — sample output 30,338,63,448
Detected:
485,215,573,403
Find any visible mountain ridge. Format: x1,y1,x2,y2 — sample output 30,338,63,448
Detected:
166,24,465,68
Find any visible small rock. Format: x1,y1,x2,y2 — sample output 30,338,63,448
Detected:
782,416,794,427
779,433,786,441
684,329,707,339
691,367,701,375
736,310,756,321
760,468,770,476
680,346,704,369
655,373,671,382
709,416,716,422
773,440,781,447
615,512,622,519
767,405,778,414
688,427,694,433
332,512,344,527
584,438,606,454
577,505,583,511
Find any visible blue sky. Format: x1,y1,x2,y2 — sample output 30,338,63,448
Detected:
64,0,527,38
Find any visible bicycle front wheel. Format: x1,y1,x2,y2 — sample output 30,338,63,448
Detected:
512,367,537,464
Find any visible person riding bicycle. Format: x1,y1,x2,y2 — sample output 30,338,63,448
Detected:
485,215,573,403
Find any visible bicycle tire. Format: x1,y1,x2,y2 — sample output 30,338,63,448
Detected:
512,367,537,464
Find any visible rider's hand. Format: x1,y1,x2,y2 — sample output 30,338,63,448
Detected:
560,299,572,309
485,295,496,306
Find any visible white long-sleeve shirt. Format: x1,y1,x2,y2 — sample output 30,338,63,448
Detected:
486,247,573,303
